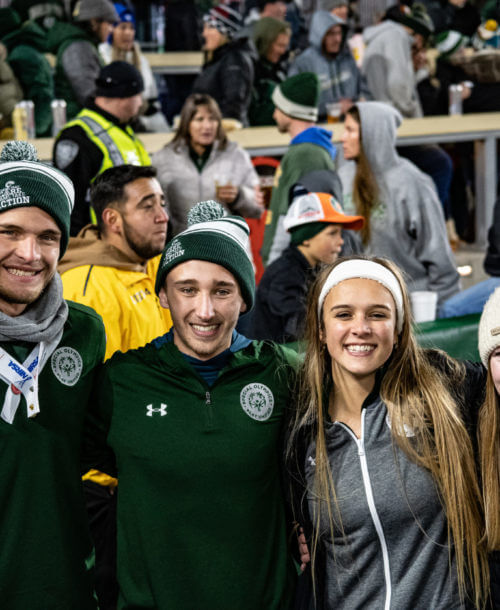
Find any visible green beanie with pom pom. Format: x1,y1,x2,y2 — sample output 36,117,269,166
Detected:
0,141,74,257
155,200,255,310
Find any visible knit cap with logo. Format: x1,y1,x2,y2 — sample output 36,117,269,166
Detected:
272,72,320,122
155,201,255,310
478,286,500,367
0,141,74,256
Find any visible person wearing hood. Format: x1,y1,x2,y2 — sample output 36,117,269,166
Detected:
99,3,169,132
60,163,171,610
0,7,55,136
338,101,460,307
288,10,369,120
47,0,118,121
261,72,337,266
192,5,256,126
249,16,291,126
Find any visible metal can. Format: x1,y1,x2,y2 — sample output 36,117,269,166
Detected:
51,99,67,136
448,84,463,116
12,101,35,140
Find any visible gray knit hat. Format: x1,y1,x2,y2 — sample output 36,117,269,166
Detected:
155,201,255,310
0,141,74,257
73,0,118,22
478,287,500,367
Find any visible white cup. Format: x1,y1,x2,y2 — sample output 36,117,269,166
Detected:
410,291,438,323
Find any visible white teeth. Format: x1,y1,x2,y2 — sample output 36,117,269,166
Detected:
7,268,37,277
192,324,217,332
346,345,374,353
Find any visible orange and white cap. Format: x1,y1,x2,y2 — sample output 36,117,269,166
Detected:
283,192,364,232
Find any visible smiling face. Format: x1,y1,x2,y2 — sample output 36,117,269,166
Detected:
0,207,61,316
490,347,500,395
188,105,219,149
321,278,397,385
341,113,361,160
109,177,168,262
159,260,247,360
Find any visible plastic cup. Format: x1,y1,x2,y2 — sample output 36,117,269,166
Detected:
326,102,342,124
410,291,438,323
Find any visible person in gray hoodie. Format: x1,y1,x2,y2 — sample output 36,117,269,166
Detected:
338,101,460,307
288,10,369,120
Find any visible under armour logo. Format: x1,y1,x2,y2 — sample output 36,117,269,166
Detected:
146,403,167,417
307,456,316,467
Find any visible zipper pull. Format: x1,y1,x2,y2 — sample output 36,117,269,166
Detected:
205,391,211,405
357,441,365,457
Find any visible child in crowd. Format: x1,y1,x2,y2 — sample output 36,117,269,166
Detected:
250,191,363,343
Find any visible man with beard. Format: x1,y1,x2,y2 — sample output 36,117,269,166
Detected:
60,164,171,361
60,163,171,610
53,61,150,236
0,140,105,609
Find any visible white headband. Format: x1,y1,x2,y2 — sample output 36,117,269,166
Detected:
318,260,404,332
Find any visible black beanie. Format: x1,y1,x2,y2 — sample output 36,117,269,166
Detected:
95,61,144,98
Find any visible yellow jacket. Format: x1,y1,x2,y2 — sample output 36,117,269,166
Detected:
60,226,171,361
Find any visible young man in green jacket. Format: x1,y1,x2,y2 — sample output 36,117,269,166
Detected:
0,141,106,609
88,201,298,609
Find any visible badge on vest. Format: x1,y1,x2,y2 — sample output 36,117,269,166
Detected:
240,383,274,421
51,347,83,386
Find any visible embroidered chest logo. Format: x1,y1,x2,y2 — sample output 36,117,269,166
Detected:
146,403,167,417
0,180,30,209
240,383,274,421
50,347,83,386
162,239,184,266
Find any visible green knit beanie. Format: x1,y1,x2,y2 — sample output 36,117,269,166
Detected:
155,201,255,310
290,222,329,245
272,72,320,121
0,141,74,257
435,30,468,59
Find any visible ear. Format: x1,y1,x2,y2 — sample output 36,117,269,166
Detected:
102,207,122,235
159,286,169,309
240,300,247,314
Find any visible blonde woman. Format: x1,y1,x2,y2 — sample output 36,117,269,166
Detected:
478,288,500,607
287,255,489,609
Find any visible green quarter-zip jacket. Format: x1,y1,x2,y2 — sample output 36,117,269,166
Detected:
0,301,106,609
88,335,299,610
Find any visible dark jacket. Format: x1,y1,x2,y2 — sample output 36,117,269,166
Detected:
287,353,486,609
2,18,54,136
192,36,256,125
250,245,314,343
484,197,500,277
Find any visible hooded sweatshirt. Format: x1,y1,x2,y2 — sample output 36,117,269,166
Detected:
362,20,423,118
60,225,171,360
262,126,336,266
289,11,369,119
338,102,460,305
2,16,55,136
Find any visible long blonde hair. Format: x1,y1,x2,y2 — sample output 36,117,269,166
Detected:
287,255,489,607
479,370,500,551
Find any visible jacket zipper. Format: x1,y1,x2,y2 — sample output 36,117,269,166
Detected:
338,411,392,609
205,390,214,431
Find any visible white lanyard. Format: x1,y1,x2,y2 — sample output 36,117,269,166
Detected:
0,334,61,425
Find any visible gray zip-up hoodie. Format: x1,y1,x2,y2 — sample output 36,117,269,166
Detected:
338,101,460,305
362,20,423,118
288,11,370,119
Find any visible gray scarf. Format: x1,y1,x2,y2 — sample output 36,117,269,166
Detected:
0,273,68,343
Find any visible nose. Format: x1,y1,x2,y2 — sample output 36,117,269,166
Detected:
196,292,215,320
156,204,169,224
351,314,371,335
16,236,41,262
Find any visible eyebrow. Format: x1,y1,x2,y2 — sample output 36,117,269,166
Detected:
0,223,61,236
173,279,236,287
329,304,393,311
137,193,165,206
